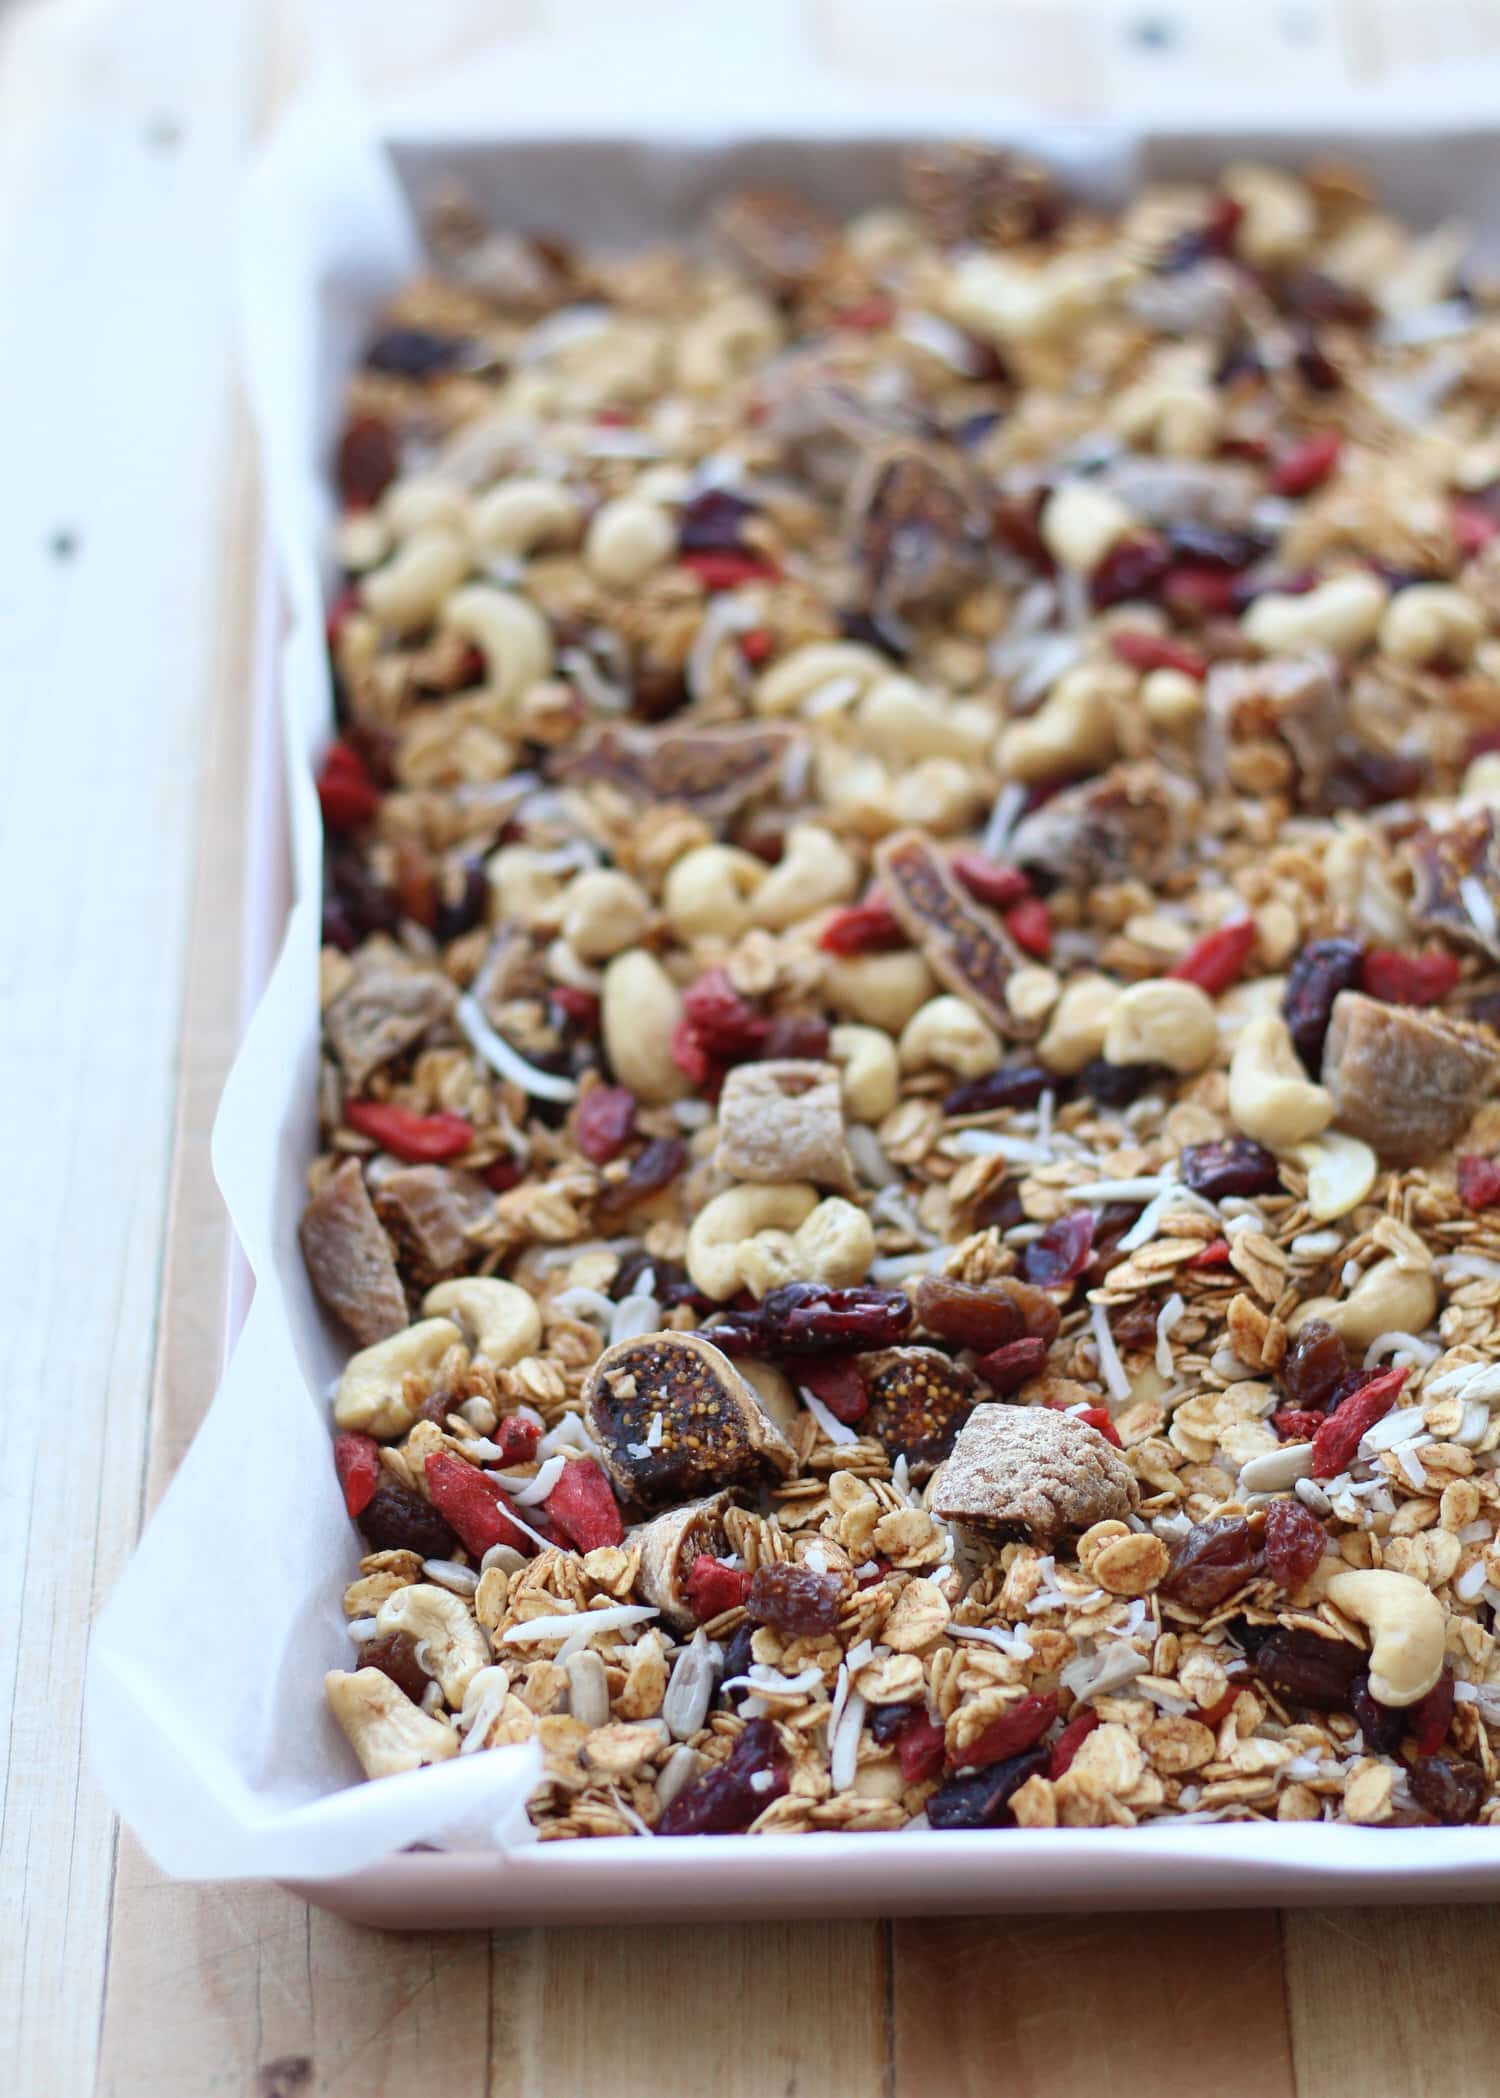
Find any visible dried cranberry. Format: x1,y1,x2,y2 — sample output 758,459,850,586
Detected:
545,1457,624,1552
1022,1211,1094,1288
678,487,757,555
1089,534,1169,608
1048,1707,1100,1778
926,1746,1049,1828
1164,521,1268,571
971,1181,1025,1233
679,968,769,1061
1189,1238,1231,1268
333,1431,382,1519
1162,564,1239,618
754,1283,913,1354
759,1010,830,1060
1178,1136,1280,1201
1411,1669,1457,1758
364,326,466,377
336,416,398,508
680,551,779,591
356,1632,431,1706
950,851,1031,910
912,1274,1025,1353
1263,1498,1328,1590
433,862,489,943
550,984,600,1031
1082,1202,1144,1287
1323,743,1428,810
575,1085,637,1164
1360,947,1461,1007
956,1693,1058,1770
1282,937,1365,1071
685,1554,754,1622
1270,432,1342,497
1278,1318,1350,1412
818,893,907,955
1076,1057,1170,1106
317,740,381,831
1310,1365,1408,1478
1108,1296,1160,1351
1272,1407,1325,1442
870,1700,920,1744
1244,1623,1363,1708
1162,1519,1262,1611
1109,629,1207,678
668,1015,714,1088
798,1356,868,1424
975,1336,1049,1393
717,1623,757,1708
356,1477,459,1559
658,1718,790,1835
1409,1754,1486,1825
1168,918,1256,995
595,1136,687,1223
1350,1673,1407,1757
746,1561,843,1638
942,1062,1050,1115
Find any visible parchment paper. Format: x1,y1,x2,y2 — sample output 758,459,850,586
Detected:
85,44,1500,1881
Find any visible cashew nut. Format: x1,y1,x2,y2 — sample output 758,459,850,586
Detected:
484,844,569,930
1292,1257,1438,1352
1104,979,1219,1074
375,1583,492,1706
686,1182,819,1301
662,843,765,942
560,867,652,961
785,1197,876,1291
945,250,1130,346
1379,583,1484,667
324,1667,460,1778
1227,1015,1334,1150
359,528,471,635
422,1278,541,1368
675,293,782,394
1325,1568,1446,1707
1141,666,1203,732
856,676,993,764
754,641,886,718
1038,973,1121,1076
829,1023,900,1122
601,949,690,1104
583,497,676,588
996,663,1122,784
899,994,1001,1078
1040,482,1135,572
471,477,581,558
334,1318,466,1439
1292,1130,1379,1223
441,583,554,708
334,511,390,574
1243,572,1388,659
751,825,859,931
822,950,935,1034
1222,162,1317,268
381,476,471,540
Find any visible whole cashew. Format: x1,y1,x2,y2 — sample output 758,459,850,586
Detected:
584,497,677,588
822,951,935,1034
996,663,1122,784
686,1183,819,1301
662,843,765,942
1040,482,1135,571
1243,573,1388,659
751,825,859,931
601,949,690,1104
856,677,993,764
1325,1568,1446,1707
1038,973,1121,1076
899,995,1001,1079
754,640,887,718
441,583,554,708
1227,1015,1334,1149
1104,979,1219,1074
381,476,471,540
334,1318,466,1439
422,1278,541,1368
360,528,471,634
376,1583,492,1706
786,1197,876,1290
1291,1256,1437,1351
675,293,782,394
324,1667,460,1778
1380,583,1484,667
1292,1130,1379,1223
471,478,581,558
560,867,652,961
829,1023,900,1122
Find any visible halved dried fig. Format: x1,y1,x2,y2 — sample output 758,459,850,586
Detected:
1008,760,1193,891
634,1490,739,1629
861,1346,983,1478
585,1332,796,1510
875,831,1036,1038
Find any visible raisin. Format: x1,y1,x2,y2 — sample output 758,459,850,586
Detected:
1278,1318,1351,1412
912,1274,1025,1352
1077,1056,1170,1106
759,1011,830,1060
971,1180,1025,1233
746,1562,843,1638
1323,744,1428,810
1409,1755,1486,1825
433,862,489,943
942,1063,1051,1115
975,1336,1049,1393
575,1085,637,1164
657,1718,790,1835
594,1136,687,1224
1109,1296,1160,1352
355,1478,459,1559
1350,1673,1407,1757
1263,1498,1328,1590
1283,937,1365,1071
1179,1136,1281,1200
1022,1211,1094,1288
717,1623,757,1709
1089,534,1170,608
336,416,398,508
926,1746,1049,1828
869,1700,920,1744
356,1632,431,1706
1293,332,1342,392
326,848,400,942
1161,1518,1262,1611
1410,1670,1457,1758
1243,1623,1363,1708
679,487,757,554
364,326,467,377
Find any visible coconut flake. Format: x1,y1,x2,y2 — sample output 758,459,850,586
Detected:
1363,1330,1441,1370
846,1123,898,1188
538,1411,599,1460
457,994,579,1102
559,646,630,715
610,1293,662,1345
507,1454,567,1507
869,1249,947,1284
949,1129,1050,1164
898,311,985,372
1155,1292,1185,1380
422,1559,480,1596
722,1663,826,1699
951,1622,1034,1660
870,1183,938,1243
1069,1176,1174,1204
347,1616,379,1641
1059,1643,1149,1701
503,1603,658,1649
1460,873,1499,943
1456,1559,1489,1603
551,1287,615,1326
800,1385,859,1446
1090,1300,1132,1403
686,591,759,704
1396,1443,1431,1492
1290,1229,1343,1259
830,1688,867,1793
982,780,1029,860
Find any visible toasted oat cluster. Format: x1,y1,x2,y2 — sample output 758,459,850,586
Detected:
311,149,1500,1838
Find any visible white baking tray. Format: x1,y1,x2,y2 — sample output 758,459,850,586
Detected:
90,99,1500,1925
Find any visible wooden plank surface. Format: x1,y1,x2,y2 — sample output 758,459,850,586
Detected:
9,1,1500,2093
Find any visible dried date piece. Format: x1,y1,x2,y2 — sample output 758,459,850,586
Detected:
556,720,797,826
875,830,1035,1038
1320,990,1500,1165
861,1347,983,1477
299,1158,408,1347
323,948,457,1093
931,1402,1138,1550
585,1332,796,1509
1008,760,1193,891
1406,811,1500,964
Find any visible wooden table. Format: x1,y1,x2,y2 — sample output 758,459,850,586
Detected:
8,1,1500,2090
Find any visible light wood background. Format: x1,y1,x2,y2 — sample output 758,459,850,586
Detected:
6,1,1500,2092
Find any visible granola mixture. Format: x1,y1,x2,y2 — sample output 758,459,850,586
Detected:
312,151,1500,1838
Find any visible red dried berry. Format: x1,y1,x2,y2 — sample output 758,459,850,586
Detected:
669,1014,715,1086
1310,1365,1409,1478
1188,1239,1231,1268
657,1718,790,1836
759,1010,831,1061
1272,1408,1326,1443
1360,947,1461,1006
896,1713,948,1787
483,1158,524,1193
1162,564,1239,618
832,294,896,331
957,1693,1059,1771
684,1553,754,1622
356,1632,431,1706
317,740,381,831
1003,896,1052,957
1278,1316,1351,1412
1411,1669,1457,1758
913,1274,1025,1353
425,1453,533,1558
1350,1673,1407,1757
798,1357,868,1424
1022,1211,1094,1288
343,1100,472,1163
1161,1517,1262,1610
550,984,600,1029
927,1748,1050,1828
679,550,780,591
746,1561,843,1639
1072,1404,1122,1448
975,1335,1049,1394
1090,533,1170,608
1048,1706,1101,1779
575,1085,637,1164
680,967,769,1061
336,415,399,508
753,1283,915,1356
1109,629,1207,678
1453,500,1500,558
818,892,907,956
950,851,1031,911
356,1477,458,1559
333,1431,381,1519
739,626,774,665
1458,1154,1500,1211
1410,1754,1486,1824
1263,1497,1328,1590
544,1457,624,1552
1168,917,1256,995
943,1062,1051,1115
1270,432,1342,497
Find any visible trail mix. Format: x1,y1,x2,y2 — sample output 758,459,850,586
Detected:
313,150,1500,1837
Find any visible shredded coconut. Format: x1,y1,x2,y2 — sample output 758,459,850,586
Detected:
1090,1299,1132,1402
457,993,580,1102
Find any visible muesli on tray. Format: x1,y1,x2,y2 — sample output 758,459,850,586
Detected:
307,148,1500,1838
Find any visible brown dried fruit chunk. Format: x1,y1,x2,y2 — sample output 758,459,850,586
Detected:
556,721,796,826
875,830,1035,1038
324,948,457,1092
862,1347,983,1478
1009,760,1194,891
1202,652,1343,803
633,1490,738,1630
369,1163,493,1295
846,444,991,614
931,1402,1139,1550
1406,812,1500,964
713,1059,855,1193
585,1332,796,1510
712,189,838,291
902,144,1060,248
299,1158,407,1347
1320,990,1500,1165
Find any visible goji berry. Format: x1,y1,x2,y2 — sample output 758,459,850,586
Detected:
684,1553,753,1622
895,1713,947,1786
1270,432,1342,497
1072,1405,1123,1449
1194,1682,1243,1729
1003,896,1052,957
316,740,381,831
491,1413,542,1466
738,626,774,665
1048,1706,1100,1779
1108,628,1207,678
1411,1668,1456,1757
1188,1238,1232,1268
1310,1365,1409,1478
798,1357,868,1424
818,892,907,955
1453,501,1500,559
574,1085,637,1164
425,1452,533,1557
975,1335,1049,1394
669,1014,715,1087
333,1431,381,1519
832,294,895,331
483,1158,523,1193
343,1100,472,1162
1458,1154,1500,1210
1272,1407,1325,1443
1360,947,1460,1006
957,1693,1059,1771
550,984,601,1029
544,1456,624,1551
1168,917,1256,995
950,851,1031,911
679,551,780,591
1161,564,1238,618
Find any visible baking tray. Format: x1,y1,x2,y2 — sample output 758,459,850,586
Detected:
96,109,1500,1926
